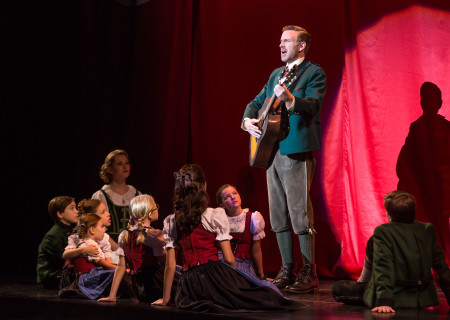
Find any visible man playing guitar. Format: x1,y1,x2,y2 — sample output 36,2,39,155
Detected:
242,25,326,293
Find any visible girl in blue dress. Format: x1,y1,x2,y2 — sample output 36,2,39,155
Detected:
71,213,116,299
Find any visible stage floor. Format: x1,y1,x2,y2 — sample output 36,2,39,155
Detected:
1,277,449,320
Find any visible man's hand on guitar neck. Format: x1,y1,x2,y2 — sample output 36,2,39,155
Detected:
274,84,295,110
243,118,262,138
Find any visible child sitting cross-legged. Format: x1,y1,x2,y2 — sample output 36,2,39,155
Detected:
332,191,450,313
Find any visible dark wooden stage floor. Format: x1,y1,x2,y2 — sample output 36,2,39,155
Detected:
1,277,450,320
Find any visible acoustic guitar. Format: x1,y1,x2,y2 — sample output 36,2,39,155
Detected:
249,66,298,168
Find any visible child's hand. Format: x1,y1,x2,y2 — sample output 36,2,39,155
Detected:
256,272,266,280
371,306,395,313
83,245,99,257
98,296,116,303
151,298,169,306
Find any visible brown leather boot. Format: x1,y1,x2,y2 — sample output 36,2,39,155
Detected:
272,263,296,289
285,264,319,294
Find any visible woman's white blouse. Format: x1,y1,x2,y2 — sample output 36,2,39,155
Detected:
163,207,233,249
92,184,141,208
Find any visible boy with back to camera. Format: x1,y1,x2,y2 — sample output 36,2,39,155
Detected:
333,191,450,313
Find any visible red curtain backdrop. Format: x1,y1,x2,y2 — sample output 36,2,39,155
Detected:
7,0,450,277
324,3,450,278
77,0,450,278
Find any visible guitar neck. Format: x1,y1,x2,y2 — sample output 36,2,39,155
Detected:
259,66,296,119
260,92,278,119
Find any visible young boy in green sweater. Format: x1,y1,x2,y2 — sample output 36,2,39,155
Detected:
36,196,79,289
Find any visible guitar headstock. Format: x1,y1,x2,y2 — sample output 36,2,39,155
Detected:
281,64,298,86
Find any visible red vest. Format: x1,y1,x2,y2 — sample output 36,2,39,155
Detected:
72,257,96,275
122,230,157,274
177,223,219,271
229,211,253,260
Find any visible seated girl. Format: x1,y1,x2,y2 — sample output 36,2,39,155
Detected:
72,213,116,299
62,199,117,263
216,184,266,279
152,164,302,312
99,194,179,303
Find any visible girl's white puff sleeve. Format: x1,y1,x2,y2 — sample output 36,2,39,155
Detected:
163,209,232,248
65,234,78,250
250,211,266,241
65,233,112,258
82,239,105,262
144,228,166,256
98,233,112,259
163,214,177,250
202,207,233,241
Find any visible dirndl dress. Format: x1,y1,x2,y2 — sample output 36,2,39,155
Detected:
78,267,115,299
166,209,304,313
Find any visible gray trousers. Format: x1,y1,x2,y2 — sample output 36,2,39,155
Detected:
267,150,316,264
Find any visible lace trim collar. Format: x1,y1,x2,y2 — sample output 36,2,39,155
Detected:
227,208,249,223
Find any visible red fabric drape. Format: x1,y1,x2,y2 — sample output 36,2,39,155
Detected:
324,4,450,278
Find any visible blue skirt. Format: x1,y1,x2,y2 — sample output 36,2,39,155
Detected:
235,257,257,276
230,261,283,295
218,254,280,294
78,267,114,299
218,252,257,276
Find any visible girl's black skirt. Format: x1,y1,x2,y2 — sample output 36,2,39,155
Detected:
175,260,304,312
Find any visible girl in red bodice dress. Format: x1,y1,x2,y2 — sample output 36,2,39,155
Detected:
152,164,302,312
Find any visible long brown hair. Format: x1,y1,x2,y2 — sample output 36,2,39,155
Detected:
174,164,209,234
